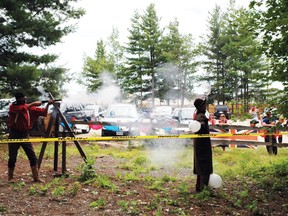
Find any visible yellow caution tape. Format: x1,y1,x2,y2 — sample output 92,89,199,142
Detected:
0,132,284,144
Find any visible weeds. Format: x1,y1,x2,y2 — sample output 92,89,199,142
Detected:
93,174,117,191
90,198,106,209
11,181,25,191
78,157,97,182
0,204,6,213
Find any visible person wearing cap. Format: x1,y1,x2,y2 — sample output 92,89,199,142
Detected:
7,92,54,183
193,98,213,192
261,111,277,155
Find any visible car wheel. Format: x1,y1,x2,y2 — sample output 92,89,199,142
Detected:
82,127,91,134
0,120,8,134
59,125,65,132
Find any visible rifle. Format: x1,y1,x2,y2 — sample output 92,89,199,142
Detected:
41,99,62,103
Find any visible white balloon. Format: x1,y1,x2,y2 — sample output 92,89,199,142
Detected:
188,120,201,132
209,174,223,189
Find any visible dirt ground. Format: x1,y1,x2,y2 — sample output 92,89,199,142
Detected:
0,140,287,216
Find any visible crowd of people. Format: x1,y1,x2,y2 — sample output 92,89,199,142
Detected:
249,106,285,155
207,105,285,155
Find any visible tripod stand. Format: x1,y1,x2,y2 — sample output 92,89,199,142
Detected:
38,92,87,177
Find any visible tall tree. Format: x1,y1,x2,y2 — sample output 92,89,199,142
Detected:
123,4,163,106
250,0,288,90
0,0,84,98
140,3,163,106
221,7,266,112
120,10,150,105
201,5,228,104
81,40,114,92
106,27,124,80
161,19,199,106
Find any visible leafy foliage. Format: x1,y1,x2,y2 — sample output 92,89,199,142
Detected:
201,3,267,110
78,157,97,182
0,0,84,98
250,0,288,89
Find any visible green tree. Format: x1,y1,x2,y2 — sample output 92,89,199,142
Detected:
0,0,84,98
81,40,114,92
161,19,199,106
140,3,164,106
123,4,163,106
202,3,268,110
120,10,150,105
81,28,123,94
221,6,266,112
250,0,288,89
201,5,228,104
106,27,124,77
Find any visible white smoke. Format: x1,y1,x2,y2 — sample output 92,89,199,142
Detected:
147,138,188,166
92,72,121,107
64,71,121,107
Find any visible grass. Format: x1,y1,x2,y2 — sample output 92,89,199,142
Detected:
2,140,287,215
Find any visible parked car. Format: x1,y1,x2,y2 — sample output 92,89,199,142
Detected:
84,104,105,121
0,98,14,110
172,107,196,125
100,103,141,136
139,107,153,118
0,104,9,134
58,102,95,133
214,105,231,119
150,106,173,118
171,107,209,134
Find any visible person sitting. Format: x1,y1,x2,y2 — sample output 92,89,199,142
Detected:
249,106,260,124
208,113,217,125
216,113,230,126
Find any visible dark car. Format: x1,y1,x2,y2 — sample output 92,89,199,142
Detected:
58,102,95,133
100,103,141,136
0,105,9,134
214,105,231,119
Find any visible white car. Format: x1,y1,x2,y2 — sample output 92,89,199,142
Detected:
101,103,141,136
171,107,209,133
85,104,105,121
150,106,173,118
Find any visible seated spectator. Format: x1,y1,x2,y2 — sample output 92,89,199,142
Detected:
208,113,217,125
216,114,230,125
249,106,260,124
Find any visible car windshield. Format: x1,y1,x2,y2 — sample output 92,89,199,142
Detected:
60,103,84,112
106,105,138,118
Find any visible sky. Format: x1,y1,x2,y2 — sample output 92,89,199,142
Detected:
44,0,252,99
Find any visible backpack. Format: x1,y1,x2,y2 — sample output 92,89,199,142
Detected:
8,103,30,132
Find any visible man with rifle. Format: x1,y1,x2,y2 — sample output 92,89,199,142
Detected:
7,92,54,183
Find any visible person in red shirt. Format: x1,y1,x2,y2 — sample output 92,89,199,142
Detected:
8,92,53,183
